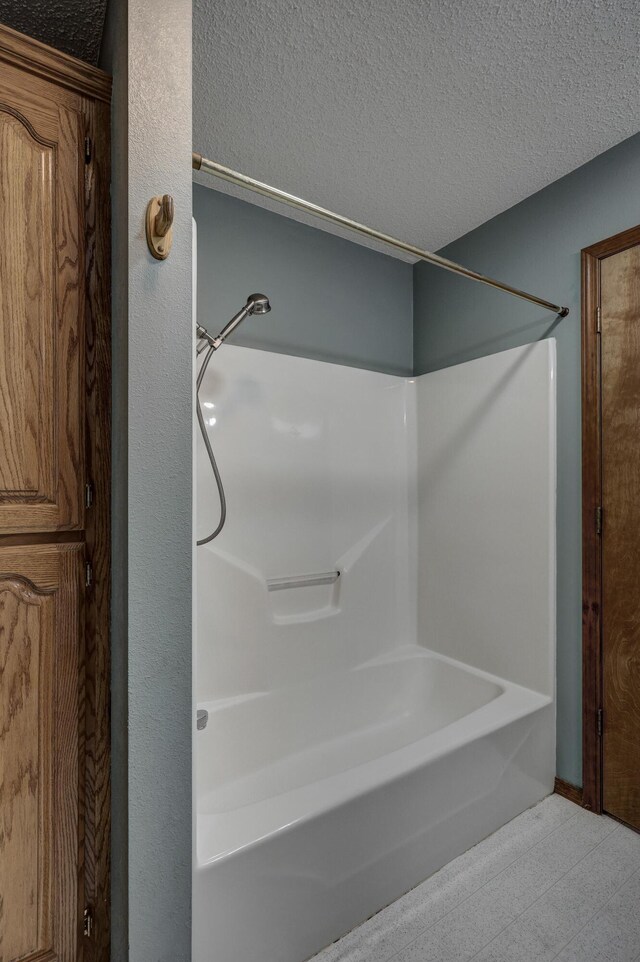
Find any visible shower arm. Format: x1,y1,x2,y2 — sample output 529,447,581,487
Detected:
192,151,569,318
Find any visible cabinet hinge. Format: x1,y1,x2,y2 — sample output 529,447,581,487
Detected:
596,305,601,334
83,905,94,939
85,481,94,509
596,708,604,737
84,136,92,164
595,505,603,536
85,561,93,589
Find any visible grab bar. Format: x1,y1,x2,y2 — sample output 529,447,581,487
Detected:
267,570,340,592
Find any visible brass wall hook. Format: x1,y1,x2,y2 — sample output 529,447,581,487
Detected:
146,194,174,260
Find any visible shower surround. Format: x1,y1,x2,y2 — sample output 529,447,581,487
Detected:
193,340,556,962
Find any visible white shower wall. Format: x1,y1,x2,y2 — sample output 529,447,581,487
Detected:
197,340,555,704
196,347,416,701
194,339,556,962
416,340,556,694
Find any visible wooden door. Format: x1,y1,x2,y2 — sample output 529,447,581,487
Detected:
0,63,84,532
0,24,112,962
600,243,640,829
582,226,640,828
0,543,82,962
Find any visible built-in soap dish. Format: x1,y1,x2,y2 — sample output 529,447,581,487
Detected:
266,570,340,592
266,570,341,625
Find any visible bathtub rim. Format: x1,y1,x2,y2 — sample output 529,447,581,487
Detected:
196,644,553,867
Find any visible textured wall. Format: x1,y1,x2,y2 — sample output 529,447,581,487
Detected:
194,184,413,375
414,131,640,788
0,0,107,64
194,0,640,252
101,0,193,959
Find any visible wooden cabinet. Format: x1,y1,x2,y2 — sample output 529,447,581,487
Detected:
0,25,111,962
0,45,85,533
0,544,82,962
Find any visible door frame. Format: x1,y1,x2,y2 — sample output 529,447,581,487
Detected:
581,223,640,813
81,91,112,962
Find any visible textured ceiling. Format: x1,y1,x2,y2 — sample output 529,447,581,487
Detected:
0,0,107,65
194,0,640,257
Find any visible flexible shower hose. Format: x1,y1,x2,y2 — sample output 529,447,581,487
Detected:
196,345,227,544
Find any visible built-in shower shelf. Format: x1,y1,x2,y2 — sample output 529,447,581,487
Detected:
267,570,340,592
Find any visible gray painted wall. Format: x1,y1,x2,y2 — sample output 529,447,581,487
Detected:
193,183,413,376
414,132,640,788
101,0,193,958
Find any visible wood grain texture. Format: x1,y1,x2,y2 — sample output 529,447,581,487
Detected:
0,106,55,502
0,75,84,533
0,542,82,962
54,102,85,530
0,64,66,140
600,244,640,831
554,777,584,808
0,27,111,961
581,247,603,813
79,96,111,962
581,225,640,816
0,532,84,547
0,24,111,104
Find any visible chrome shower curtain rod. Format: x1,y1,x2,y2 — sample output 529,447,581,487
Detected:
193,152,569,317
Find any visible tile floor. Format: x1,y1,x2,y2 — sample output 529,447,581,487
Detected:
311,794,640,962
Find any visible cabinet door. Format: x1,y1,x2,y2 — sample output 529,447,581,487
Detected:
0,73,84,532
0,543,83,962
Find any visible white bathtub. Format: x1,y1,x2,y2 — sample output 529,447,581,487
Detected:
193,645,554,962
192,338,556,962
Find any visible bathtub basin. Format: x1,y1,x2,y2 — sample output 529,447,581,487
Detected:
193,645,554,962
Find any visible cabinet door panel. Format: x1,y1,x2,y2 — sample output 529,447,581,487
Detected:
0,543,82,962
0,81,83,532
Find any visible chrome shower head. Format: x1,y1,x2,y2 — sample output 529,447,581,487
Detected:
246,293,271,315
197,293,271,352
